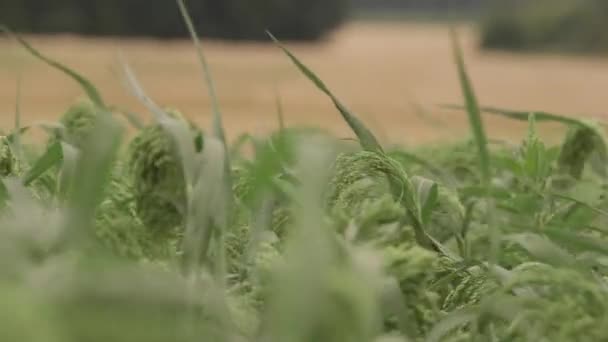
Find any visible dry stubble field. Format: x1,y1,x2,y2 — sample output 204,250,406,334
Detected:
1,22,608,145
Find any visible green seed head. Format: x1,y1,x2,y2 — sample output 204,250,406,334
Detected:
58,98,100,148
127,109,193,235
0,136,19,177
327,151,395,215
558,125,598,179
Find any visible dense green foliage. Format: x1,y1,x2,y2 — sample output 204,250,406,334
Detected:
3,3,608,341
0,0,348,40
481,0,608,54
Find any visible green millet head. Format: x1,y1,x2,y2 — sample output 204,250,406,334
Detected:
383,243,443,336
127,109,196,235
441,270,498,312
326,151,412,238
558,126,597,179
499,263,608,340
0,136,19,177
327,151,395,214
58,98,100,148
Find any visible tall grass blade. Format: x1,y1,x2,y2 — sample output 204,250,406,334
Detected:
0,26,106,108
268,31,383,153
549,192,608,218
450,29,490,185
182,137,228,276
172,0,235,238
175,0,227,147
120,60,196,187
546,227,608,256
442,104,583,126
57,142,79,203
275,85,286,132
13,75,22,160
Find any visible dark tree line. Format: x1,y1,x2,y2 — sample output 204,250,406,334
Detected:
481,0,608,54
0,0,349,40
351,0,484,11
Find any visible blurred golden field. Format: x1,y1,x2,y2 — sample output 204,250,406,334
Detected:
1,22,608,145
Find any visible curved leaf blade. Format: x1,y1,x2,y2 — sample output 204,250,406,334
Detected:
268,31,383,153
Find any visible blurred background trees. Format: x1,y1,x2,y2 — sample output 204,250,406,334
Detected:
481,0,608,54
1,0,607,54
0,0,349,40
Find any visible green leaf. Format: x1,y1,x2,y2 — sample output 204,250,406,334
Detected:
11,75,23,160
241,134,294,207
450,29,490,186
521,113,551,183
0,26,106,108
62,114,124,247
549,192,608,218
57,142,80,202
546,228,608,256
412,176,439,226
22,141,63,186
268,31,383,153
504,233,575,267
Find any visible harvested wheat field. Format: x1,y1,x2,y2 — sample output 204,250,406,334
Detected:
1,22,608,145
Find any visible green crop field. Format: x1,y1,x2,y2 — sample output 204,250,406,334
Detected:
2,2,608,341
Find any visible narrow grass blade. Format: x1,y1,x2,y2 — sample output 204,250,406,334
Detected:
450,29,490,185
268,31,383,153
163,1,236,228
412,176,439,226
275,85,286,132
182,137,228,277
504,233,575,267
546,228,608,256
12,75,23,160
22,141,63,186
120,60,196,187
175,0,227,147
442,104,583,126
57,142,80,203
549,192,608,218
120,59,169,122
0,26,106,108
